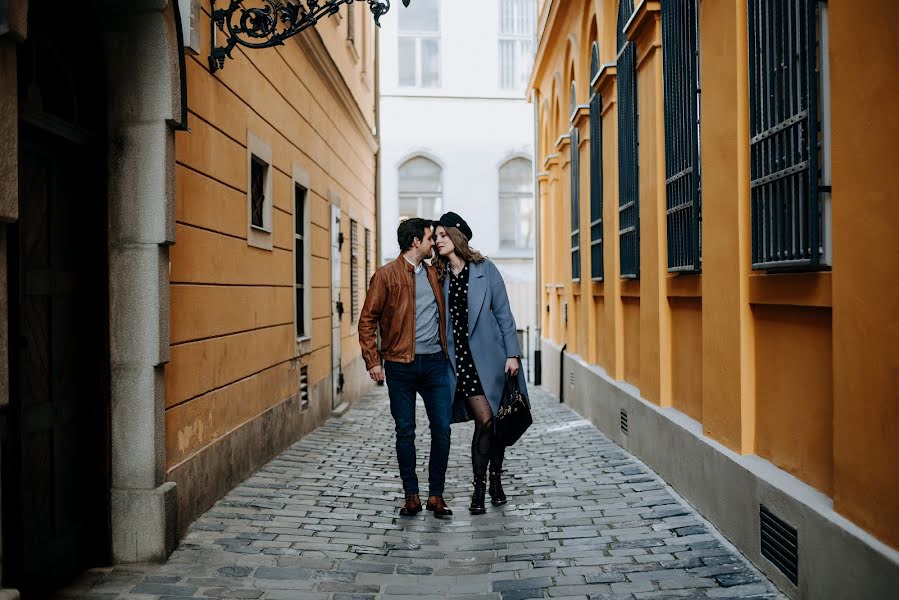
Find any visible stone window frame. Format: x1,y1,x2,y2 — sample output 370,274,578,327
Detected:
247,131,273,251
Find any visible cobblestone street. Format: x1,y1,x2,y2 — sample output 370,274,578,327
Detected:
60,386,783,600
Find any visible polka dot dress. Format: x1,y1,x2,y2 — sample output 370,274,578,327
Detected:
449,263,485,398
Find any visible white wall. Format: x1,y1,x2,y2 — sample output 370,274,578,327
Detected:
378,0,537,333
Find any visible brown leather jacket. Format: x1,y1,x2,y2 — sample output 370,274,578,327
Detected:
358,255,448,370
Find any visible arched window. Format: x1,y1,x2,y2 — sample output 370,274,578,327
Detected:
617,0,639,279
499,157,535,250
589,42,604,281
569,78,581,280
398,156,442,221
662,0,702,273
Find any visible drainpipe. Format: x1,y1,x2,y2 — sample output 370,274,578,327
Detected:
374,23,381,269
559,343,567,403
531,0,543,387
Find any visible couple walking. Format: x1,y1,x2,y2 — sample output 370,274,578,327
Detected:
358,213,528,517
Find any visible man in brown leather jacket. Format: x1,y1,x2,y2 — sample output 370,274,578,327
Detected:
358,218,454,518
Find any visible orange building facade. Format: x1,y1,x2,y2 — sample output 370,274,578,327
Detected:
530,1,899,598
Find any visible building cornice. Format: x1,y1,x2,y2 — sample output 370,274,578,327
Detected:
625,0,662,46
593,63,617,96
554,133,571,155
296,25,379,154
543,152,560,170
528,0,562,93
571,104,590,130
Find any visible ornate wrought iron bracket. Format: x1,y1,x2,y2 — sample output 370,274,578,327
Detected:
209,0,411,72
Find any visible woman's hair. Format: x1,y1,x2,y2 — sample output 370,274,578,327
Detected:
433,225,485,281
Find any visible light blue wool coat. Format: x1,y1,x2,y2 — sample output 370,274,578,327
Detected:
443,259,529,423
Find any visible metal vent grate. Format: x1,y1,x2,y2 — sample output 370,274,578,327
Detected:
620,409,628,435
569,371,575,388
300,367,309,412
760,505,798,585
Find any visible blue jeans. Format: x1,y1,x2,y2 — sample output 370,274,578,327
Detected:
384,352,452,497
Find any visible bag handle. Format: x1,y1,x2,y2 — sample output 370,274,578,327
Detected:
500,371,519,409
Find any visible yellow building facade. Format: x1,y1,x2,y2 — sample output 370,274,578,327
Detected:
530,1,899,597
0,0,377,595
166,0,379,535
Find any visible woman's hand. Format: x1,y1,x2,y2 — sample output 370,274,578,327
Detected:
505,357,520,376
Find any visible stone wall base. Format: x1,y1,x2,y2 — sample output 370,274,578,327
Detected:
167,355,373,537
541,339,899,600
111,482,177,563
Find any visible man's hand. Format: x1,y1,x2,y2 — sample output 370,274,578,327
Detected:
369,365,385,382
505,358,519,376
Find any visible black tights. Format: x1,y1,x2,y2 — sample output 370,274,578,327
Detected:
467,395,505,480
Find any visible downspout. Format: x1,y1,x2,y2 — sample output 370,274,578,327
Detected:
374,19,385,386
374,22,381,269
559,344,566,403
531,0,543,387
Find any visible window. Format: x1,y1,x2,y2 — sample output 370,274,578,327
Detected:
570,81,581,281
662,0,701,272
499,0,535,91
398,156,442,221
350,219,359,323
250,159,266,228
398,0,440,87
294,184,310,339
499,157,535,250
347,2,356,46
749,0,829,269
617,0,639,279
247,132,273,250
589,43,604,281
365,228,372,289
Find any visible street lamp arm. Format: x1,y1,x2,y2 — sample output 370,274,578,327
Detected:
209,0,411,72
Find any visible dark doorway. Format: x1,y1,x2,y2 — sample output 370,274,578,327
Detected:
2,6,110,597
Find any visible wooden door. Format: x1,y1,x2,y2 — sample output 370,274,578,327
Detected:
2,18,110,596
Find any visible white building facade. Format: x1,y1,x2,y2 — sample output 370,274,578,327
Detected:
378,0,538,354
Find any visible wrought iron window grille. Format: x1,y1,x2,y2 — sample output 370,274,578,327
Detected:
589,42,604,282
617,0,640,280
570,79,582,282
209,0,411,72
662,0,702,273
748,0,827,270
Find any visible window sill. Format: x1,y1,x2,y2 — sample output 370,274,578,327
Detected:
591,280,604,297
296,336,312,356
248,226,273,251
492,249,534,260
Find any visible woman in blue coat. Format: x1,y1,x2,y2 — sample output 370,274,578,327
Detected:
433,212,528,514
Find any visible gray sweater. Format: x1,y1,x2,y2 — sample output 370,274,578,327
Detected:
414,266,442,354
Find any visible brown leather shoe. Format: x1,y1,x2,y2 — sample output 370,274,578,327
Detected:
399,493,422,516
425,495,453,518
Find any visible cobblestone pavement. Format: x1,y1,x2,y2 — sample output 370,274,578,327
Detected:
60,385,784,600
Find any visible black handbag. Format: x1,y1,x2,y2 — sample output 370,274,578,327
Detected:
493,372,532,446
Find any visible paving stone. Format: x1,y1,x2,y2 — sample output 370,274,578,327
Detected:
56,386,782,600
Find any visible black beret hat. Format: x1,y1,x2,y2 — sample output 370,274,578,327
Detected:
438,212,472,242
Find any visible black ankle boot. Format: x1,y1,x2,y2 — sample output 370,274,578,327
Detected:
469,477,487,514
488,470,507,506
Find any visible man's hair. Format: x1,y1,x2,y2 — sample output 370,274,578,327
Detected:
397,218,432,252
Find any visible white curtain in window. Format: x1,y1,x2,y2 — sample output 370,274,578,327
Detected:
499,157,534,249
398,0,441,87
499,0,535,90
399,157,443,222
